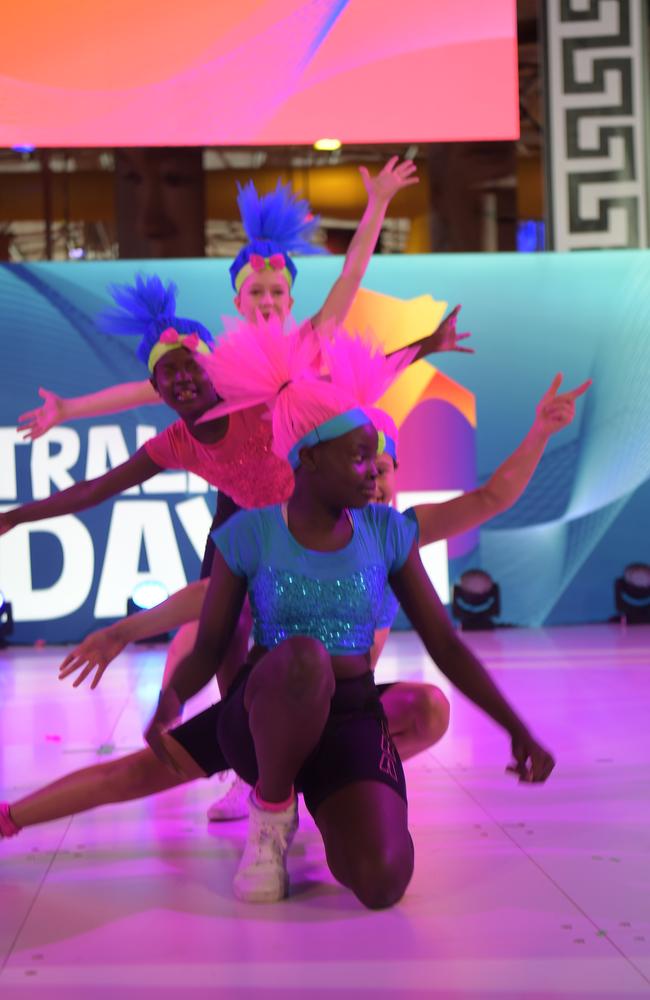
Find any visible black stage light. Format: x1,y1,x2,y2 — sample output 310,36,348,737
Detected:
126,581,170,643
614,562,650,625
0,591,14,648
452,569,501,631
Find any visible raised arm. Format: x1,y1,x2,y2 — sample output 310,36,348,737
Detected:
145,551,247,766
389,546,555,782
18,380,159,442
0,448,163,536
58,579,209,689
312,157,419,330
414,374,592,546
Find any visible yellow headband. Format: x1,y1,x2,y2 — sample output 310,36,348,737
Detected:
235,259,293,294
148,331,212,373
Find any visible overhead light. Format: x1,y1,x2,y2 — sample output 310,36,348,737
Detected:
313,138,342,152
12,144,36,154
451,569,501,631
0,590,14,648
614,562,650,625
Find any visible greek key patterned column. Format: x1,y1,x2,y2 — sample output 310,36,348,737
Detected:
543,0,650,249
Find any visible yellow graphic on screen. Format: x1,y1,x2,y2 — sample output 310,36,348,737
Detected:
344,287,476,429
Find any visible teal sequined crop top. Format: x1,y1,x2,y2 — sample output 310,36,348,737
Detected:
212,504,418,655
376,507,418,629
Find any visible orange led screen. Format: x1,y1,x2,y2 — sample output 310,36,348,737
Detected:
1,0,518,147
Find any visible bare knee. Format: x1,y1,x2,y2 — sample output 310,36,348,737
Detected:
281,636,335,703
350,839,414,910
415,686,450,746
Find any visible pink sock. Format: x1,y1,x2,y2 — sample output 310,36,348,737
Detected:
253,783,295,813
0,803,21,838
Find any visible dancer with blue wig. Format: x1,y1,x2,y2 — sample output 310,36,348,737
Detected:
18,157,425,438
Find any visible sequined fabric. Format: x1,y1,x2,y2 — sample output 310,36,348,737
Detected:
376,587,400,630
212,503,419,655
143,404,294,508
250,564,387,652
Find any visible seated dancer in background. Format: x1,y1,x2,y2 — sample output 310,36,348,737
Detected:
0,317,555,915
364,373,590,754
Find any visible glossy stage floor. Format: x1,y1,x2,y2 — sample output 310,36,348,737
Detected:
1,624,649,999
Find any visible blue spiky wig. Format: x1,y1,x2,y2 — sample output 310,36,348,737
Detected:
97,274,214,373
230,180,325,293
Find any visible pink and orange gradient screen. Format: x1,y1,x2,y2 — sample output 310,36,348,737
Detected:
2,0,518,147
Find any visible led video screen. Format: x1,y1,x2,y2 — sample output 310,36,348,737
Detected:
1,0,519,147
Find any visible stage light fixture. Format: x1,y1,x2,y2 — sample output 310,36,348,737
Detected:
126,581,170,643
614,562,650,625
129,581,169,611
0,590,14,648
452,569,501,631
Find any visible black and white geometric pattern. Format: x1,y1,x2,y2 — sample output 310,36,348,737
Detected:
544,0,649,249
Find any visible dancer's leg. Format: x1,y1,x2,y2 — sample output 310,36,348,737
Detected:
217,637,335,902
381,682,450,760
162,622,198,688
218,637,335,804
315,781,413,910
244,637,335,802
6,736,204,831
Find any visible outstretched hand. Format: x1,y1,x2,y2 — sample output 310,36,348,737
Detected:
359,156,419,205
429,305,473,355
18,388,65,441
535,373,592,437
58,626,127,689
507,731,556,783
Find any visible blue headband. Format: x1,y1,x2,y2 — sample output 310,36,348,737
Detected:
287,407,371,469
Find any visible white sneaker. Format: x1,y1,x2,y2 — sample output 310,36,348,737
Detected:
233,791,299,903
207,773,250,822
